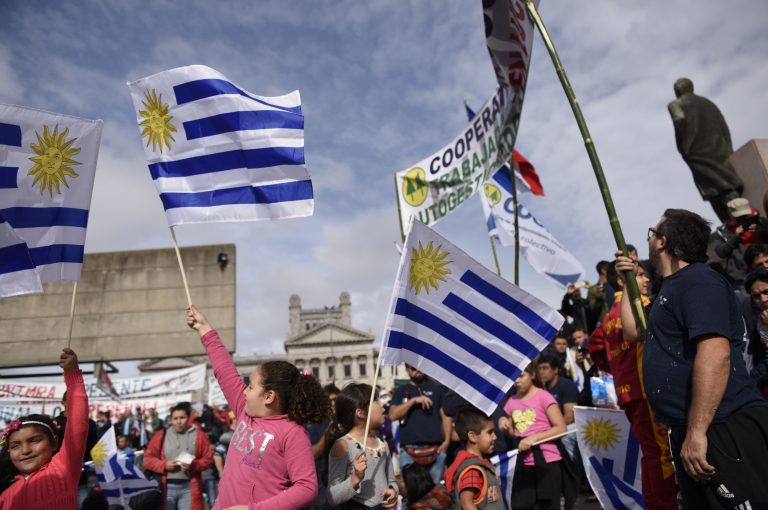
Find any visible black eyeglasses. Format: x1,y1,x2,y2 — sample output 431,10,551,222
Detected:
647,227,659,241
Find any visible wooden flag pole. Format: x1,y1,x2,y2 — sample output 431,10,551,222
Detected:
524,0,647,335
66,281,78,349
394,174,406,243
509,167,521,286
361,340,386,449
170,226,193,306
489,236,502,276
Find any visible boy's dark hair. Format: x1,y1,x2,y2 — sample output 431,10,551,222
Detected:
745,244,768,270
455,407,491,445
595,260,610,274
745,266,768,293
170,403,190,418
537,353,561,372
657,209,711,263
260,361,330,425
402,463,435,503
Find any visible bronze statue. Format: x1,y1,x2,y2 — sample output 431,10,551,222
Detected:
668,78,743,222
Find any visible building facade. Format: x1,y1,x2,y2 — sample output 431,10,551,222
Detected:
139,292,405,396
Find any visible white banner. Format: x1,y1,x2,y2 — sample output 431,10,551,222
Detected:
0,392,192,423
395,87,515,233
207,376,227,407
574,406,645,510
480,168,584,288
0,364,206,402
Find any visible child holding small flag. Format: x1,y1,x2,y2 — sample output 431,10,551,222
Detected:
0,348,87,510
499,363,566,510
186,305,330,510
444,407,503,510
326,383,398,509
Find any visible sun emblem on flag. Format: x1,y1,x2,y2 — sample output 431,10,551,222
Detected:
409,240,451,295
27,125,81,196
402,167,428,207
90,441,109,467
581,417,621,451
484,183,502,206
139,88,176,153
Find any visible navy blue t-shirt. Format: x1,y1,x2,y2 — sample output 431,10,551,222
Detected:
643,263,765,425
546,376,579,413
391,381,445,445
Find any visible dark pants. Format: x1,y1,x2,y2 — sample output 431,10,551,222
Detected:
669,405,768,509
709,190,741,224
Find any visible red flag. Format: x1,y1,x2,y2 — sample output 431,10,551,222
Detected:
512,150,544,196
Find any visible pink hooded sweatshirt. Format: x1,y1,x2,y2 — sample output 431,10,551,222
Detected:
201,330,317,510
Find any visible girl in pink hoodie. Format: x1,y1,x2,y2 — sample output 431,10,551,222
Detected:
187,305,330,510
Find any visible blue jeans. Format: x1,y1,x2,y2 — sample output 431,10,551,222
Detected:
165,480,192,510
399,447,447,485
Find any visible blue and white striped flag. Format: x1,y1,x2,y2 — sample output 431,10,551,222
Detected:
0,104,102,284
127,65,312,226
0,212,42,297
91,424,158,502
381,220,564,415
575,406,645,510
490,449,519,510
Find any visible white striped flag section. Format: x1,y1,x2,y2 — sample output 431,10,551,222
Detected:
127,65,312,226
0,212,42,297
381,220,563,415
0,104,102,283
490,449,519,510
574,406,644,510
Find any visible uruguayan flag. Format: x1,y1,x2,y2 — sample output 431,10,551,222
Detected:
480,168,584,288
0,212,42,297
381,220,563,414
490,449,519,510
91,424,158,501
574,406,645,510
127,65,312,226
0,104,101,283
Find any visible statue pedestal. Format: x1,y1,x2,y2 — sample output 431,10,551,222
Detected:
729,139,768,214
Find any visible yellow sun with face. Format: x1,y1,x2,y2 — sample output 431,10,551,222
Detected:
581,417,621,451
90,441,109,467
27,124,81,196
409,241,451,295
139,88,176,153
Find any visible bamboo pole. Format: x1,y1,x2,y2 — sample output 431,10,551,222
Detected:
509,166,521,286
361,342,385,449
66,281,78,348
170,226,193,306
524,0,647,335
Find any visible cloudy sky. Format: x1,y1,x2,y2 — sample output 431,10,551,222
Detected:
2,0,767,372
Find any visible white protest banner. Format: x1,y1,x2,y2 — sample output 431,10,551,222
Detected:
207,376,227,407
0,364,206,401
395,87,514,233
0,393,192,422
480,168,584,287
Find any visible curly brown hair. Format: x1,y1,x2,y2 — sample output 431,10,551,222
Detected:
260,361,330,425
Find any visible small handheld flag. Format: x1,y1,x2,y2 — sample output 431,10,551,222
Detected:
127,65,312,226
380,220,563,414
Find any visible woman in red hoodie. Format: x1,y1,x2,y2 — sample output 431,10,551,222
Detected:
0,348,88,510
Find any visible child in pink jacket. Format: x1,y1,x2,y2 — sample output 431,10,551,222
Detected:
187,305,330,510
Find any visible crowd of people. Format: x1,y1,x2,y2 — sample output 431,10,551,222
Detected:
2,205,768,510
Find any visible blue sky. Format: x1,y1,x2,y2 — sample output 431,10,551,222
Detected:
2,0,768,369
